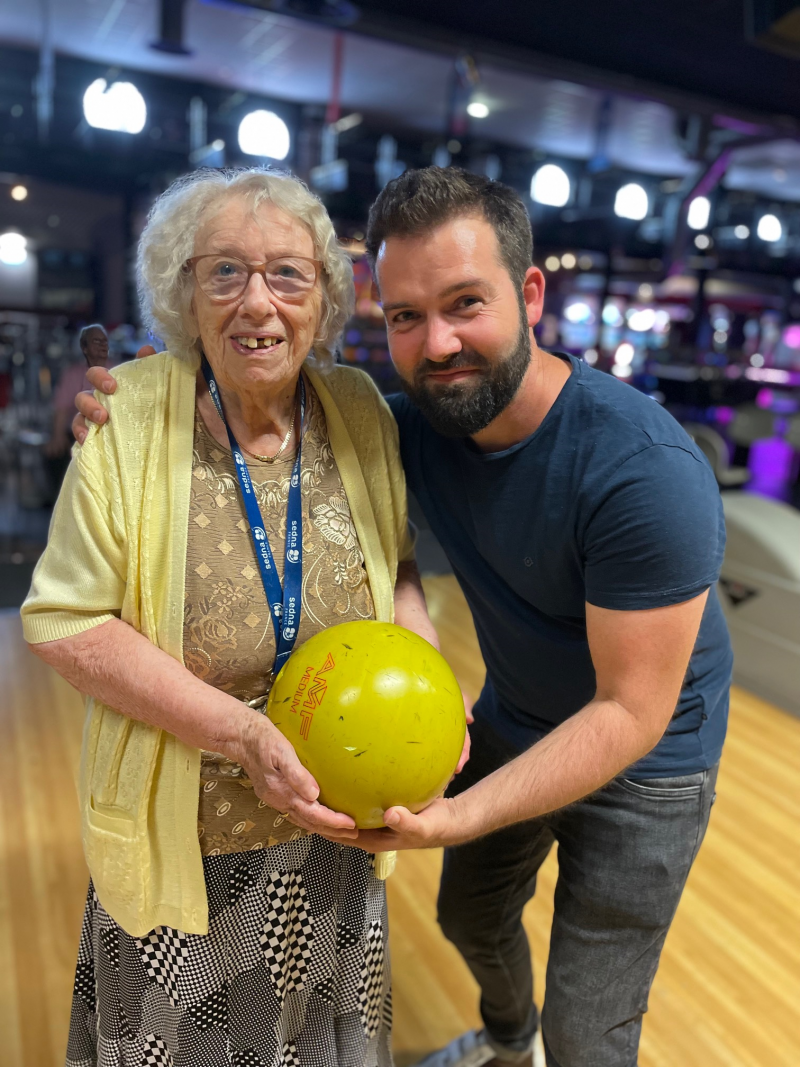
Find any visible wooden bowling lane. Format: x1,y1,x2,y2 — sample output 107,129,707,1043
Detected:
0,610,88,1067
0,581,798,1067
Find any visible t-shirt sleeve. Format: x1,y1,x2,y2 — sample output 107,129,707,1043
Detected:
385,393,409,435
370,387,416,571
378,395,417,562
583,444,725,611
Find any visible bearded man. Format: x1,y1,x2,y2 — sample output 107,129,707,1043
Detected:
73,168,731,1067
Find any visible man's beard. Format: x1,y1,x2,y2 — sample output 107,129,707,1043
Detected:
400,306,531,438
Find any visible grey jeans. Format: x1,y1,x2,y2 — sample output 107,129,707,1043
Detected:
438,716,719,1067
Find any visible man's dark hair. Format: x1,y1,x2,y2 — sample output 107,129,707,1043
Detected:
365,167,533,288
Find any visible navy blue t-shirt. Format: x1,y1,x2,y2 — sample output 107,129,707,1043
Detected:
387,354,733,778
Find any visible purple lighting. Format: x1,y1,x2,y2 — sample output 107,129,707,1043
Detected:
714,406,735,425
747,437,798,501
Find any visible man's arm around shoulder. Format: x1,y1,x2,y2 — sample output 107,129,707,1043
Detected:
72,345,156,442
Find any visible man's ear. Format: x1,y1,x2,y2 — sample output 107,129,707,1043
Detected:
522,265,546,328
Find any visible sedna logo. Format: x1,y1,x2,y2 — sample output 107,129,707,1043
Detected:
287,549,300,564
282,626,297,640
253,527,266,541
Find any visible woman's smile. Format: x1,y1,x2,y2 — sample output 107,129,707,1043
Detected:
229,334,285,355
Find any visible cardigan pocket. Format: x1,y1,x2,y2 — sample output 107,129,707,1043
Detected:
88,702,161,824
87,795,137,837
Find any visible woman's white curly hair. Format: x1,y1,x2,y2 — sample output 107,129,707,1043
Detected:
137,167,355,370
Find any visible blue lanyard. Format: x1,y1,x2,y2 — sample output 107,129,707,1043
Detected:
201,357,305,677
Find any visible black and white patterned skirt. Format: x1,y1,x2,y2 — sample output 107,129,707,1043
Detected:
66,836,392,1067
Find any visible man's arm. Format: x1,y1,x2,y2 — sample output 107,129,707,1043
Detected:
393,559,440,649
72,346,155,442
325,589,708,850
393,559,473,774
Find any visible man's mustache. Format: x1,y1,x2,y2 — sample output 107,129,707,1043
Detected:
415,350,491,384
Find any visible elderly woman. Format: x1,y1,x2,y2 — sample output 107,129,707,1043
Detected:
22,169,440,1067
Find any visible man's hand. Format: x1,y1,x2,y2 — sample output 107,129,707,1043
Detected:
322,795,466,853
72,344,155,443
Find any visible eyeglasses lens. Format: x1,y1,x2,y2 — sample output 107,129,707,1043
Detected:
196,257,316,301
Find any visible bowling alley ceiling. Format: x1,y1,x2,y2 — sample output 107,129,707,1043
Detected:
348,0,800,122
3,0,800,129
3,0,800,211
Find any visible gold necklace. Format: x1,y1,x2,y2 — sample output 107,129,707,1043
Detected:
211,386,300,464
239,395,299,463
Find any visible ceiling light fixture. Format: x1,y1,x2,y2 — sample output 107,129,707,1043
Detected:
756,213,782,243
83,78,147,134
0,232,28,266
238,110,291,159
531,164,571,208
614,183,648,221
687,196,710,230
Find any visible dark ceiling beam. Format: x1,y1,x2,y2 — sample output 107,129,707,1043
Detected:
151,0,192,56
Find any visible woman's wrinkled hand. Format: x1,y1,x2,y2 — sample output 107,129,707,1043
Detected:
232,712,358,839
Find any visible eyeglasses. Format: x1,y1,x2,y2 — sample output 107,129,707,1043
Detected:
185,254,321,304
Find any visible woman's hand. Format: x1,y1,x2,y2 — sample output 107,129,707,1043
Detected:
30,620,358,839
231,711,358,838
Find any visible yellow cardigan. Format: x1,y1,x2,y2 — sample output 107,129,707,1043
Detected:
21,350,411,936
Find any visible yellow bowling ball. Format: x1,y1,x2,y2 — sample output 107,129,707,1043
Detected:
267,621,466,828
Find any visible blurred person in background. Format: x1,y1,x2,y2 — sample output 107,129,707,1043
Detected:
47,324,110,456
22,168,448,1067
44,325,111,494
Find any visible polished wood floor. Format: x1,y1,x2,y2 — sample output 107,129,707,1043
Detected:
1,580,798,1067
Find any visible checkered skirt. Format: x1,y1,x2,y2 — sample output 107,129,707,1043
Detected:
66,836,392,1067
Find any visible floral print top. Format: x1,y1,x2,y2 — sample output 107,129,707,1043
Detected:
184,381,375,856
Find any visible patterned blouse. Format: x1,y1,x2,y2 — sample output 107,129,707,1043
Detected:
184,382,375,856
